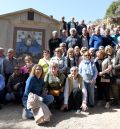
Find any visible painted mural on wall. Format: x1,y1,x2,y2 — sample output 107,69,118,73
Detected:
14,27,45,62
16,30,43,56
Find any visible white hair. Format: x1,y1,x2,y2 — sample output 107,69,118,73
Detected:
70,66,79,73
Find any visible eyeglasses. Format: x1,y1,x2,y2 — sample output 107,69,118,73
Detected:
61,46,65,47
84,55,90,57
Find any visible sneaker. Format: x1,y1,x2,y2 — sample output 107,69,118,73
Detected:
105,102,110,109
75,109,81,114
22,108,28,120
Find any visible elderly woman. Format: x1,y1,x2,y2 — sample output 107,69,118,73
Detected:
44,62,66,109
79,51,98,107
22,64,54,119
99,45,114,108
61,66,87,113
38,50,50,76
65,48,77,75
50,47,66,74
20,55,34,74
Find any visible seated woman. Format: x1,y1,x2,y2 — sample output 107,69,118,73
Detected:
60,66,87,113
44,62,66,109
38,50,50,76
22,64,54,119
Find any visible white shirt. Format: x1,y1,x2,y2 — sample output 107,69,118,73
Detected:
64,77,87,104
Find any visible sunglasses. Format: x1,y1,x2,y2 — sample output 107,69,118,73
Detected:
84,55,90,57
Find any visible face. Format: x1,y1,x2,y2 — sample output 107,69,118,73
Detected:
96,51,104,59
106,48,113,55
25,58,32,65
84,52,91,60
74,47,80,55
51,66,58,75
95,29,100,35
55,50,61,57
43,51,50,59
7,51,14,59
105,29,110,36
14,67,20,75
71,68,78,78
60,44,66,50
68,51,74,58
82,28,87,35
35,66,43,77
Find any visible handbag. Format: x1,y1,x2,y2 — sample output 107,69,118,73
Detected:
101,74,110,83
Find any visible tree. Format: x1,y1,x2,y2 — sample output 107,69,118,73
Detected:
105,0,120,18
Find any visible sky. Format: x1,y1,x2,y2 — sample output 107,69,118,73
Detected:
0,0,113,23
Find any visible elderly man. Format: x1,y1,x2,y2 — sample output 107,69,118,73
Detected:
61,66,87,114
66,28,81,50
48,31,62,57
3,48,18,85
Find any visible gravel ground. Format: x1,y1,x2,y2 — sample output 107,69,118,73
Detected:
0,104,120,129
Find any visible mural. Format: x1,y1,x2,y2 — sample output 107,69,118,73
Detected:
14,27,45,61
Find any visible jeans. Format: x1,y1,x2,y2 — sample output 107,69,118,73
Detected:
84,81,94,106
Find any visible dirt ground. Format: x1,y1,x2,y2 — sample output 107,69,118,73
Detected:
0,104,120,129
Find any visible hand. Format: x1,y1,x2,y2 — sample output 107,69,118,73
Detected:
60,104,68,111
90,79,96,85
42,90,48,96
108,65,112,71
99,72,103,76
13,83,21,90
80,103,88,111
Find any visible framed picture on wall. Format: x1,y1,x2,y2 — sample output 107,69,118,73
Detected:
13,27,45,63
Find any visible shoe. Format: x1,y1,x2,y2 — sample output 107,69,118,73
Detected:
97,101,102,107
75,109,81,114
105,102,110,109
22,108,28,120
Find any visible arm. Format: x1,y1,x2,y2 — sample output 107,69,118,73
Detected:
81,81,88,111
22,76,33,107
60,78,69,111
89,35,94,48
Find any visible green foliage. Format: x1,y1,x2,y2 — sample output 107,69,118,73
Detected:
105,0,120,18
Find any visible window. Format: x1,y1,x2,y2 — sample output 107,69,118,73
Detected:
27,11,34,20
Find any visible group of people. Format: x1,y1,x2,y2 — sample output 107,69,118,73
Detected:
0,19,120,123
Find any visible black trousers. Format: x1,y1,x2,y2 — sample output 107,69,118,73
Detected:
68,89,82,110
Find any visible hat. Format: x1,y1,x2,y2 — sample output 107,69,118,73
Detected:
0,47,4,51
7,48,14,53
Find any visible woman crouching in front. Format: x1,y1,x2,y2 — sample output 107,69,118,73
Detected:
22,64,54,119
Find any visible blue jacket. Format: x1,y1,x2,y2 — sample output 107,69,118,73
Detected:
22,76,44,107
89,34,103,50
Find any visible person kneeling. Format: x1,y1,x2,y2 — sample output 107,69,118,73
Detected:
61,66,87,113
